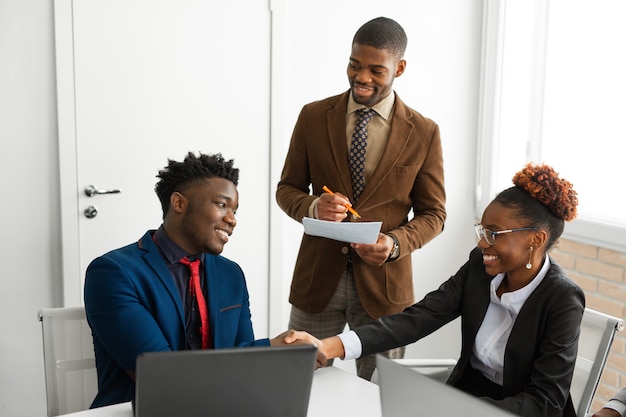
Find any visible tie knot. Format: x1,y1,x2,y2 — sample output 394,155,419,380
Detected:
180,257,201,274
357,108,375,122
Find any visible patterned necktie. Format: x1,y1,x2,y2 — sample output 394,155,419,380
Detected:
179,257,211,349
349,108,375,202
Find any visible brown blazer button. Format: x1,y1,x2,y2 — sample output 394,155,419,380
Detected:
341,246,349,255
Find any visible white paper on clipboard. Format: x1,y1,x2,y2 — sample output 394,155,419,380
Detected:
302,217,382,244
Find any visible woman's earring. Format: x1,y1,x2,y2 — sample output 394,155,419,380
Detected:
526,246,533,269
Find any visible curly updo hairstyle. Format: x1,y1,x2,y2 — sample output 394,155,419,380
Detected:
154,151,239,219
493,163,578,250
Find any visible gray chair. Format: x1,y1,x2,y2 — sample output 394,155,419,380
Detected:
373,308,624,417
38,307,98,416
572,308,624,417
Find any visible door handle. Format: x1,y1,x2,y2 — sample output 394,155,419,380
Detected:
84,185,122,197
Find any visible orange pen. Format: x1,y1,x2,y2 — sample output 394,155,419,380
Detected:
322,185,361,219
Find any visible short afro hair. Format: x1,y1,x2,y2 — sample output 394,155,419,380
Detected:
353,17,407,60
154,151,238,219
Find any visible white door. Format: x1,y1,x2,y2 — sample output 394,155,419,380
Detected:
54,0,271,334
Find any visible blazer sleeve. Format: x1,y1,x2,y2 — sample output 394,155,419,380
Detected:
84,254,175,372
355,255,470,355
275,101,320,223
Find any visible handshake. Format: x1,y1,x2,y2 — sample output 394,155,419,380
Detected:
270,330,345,369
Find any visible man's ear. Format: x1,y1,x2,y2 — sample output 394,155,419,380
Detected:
169,191,186,214
395,59,406,77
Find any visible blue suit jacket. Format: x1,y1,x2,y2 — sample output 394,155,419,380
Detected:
84,230,270,408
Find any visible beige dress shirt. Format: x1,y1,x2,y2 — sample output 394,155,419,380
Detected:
309,92,396,217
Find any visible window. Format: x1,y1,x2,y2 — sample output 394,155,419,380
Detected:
476,0,626,252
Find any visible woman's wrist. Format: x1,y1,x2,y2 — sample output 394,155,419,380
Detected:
322,336,346,360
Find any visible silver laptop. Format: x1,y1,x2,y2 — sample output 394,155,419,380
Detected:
377,355,519,416
135,345,317,417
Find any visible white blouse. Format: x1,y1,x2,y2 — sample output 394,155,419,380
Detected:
469,256,551,384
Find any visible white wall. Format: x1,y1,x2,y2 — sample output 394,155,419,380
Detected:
0,0,62,415
0,0,481,415
270,0,482,362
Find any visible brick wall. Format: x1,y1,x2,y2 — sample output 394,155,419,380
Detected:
551,238,626,412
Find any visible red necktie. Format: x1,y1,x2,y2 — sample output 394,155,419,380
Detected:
179,257,210,349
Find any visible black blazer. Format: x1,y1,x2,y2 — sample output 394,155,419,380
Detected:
355,247,585,417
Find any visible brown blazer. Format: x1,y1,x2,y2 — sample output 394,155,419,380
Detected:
276,91,446,319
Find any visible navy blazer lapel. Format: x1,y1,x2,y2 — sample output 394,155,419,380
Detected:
138,231,186,326
203,255,219,341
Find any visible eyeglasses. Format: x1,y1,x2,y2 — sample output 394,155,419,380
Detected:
474,224,538,246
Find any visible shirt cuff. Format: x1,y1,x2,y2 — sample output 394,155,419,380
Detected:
605,400,626,416
308,197,320,219
337,330,363,361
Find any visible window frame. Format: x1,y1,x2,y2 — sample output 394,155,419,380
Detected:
475,0,626,254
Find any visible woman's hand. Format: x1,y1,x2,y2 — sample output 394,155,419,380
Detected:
283,331,347,369
272,330,327,368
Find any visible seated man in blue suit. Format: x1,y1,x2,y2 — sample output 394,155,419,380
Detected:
84,151,318,408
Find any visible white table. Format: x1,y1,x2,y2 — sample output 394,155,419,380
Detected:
59,366,382,417
308,366,380,416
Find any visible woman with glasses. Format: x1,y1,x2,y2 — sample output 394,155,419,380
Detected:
287,163,583,417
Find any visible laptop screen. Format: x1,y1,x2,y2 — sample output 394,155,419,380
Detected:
135,345,317,417
377,355,519,417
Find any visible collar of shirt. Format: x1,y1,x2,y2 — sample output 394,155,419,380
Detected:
345,91,396,184
490,254,551,309
470,255,551,384
153,225,205,265
347,90,395,120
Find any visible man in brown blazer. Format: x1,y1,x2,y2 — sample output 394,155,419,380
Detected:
276,16,446,380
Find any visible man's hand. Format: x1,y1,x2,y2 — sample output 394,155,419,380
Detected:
272,330,327,368
283,332,348,369
270,329,316,347
316,191,351,222
592,408,621,417
351,233,394,266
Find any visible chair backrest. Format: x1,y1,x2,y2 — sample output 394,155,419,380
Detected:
571,308,624,417
38,307,98,416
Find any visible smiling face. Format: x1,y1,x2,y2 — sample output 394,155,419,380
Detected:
347,43,406,107
167,177,238,255
477,201,542,280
